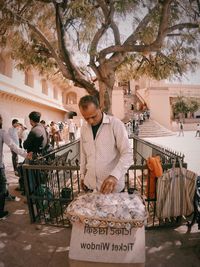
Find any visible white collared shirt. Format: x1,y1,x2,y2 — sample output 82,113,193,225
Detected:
8,127,19,146
80,113,132,192
0,129,27,168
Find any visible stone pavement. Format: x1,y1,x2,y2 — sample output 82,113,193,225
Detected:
1,144,200,267
145,130,200,174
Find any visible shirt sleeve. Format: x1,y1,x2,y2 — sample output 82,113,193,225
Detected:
3,131,27,158
110,119,133,180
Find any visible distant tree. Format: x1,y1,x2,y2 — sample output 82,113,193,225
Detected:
172,96,200,119
0,0,200,113
187,98,200,117
172,95,188,119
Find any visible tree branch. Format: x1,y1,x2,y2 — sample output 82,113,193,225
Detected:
107,0,121,45
53,2,98,94
99,0,199,71
9,8,68,76
166,22,199,34
123,4,159,46
89,1,111,78
98,3,160,66
89,0,120,79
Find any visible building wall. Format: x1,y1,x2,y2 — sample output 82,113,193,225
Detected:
112,87,124,120
0,92,65,131
136,80,200,130
147,87,171,129
0,53,71,130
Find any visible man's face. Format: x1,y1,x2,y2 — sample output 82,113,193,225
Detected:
80,103,102,126
13,122,19,128
29,119,35,127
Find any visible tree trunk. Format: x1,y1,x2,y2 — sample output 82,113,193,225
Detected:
97,65,116,114
98,80,114,114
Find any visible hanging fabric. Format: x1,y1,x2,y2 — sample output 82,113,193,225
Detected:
146,155,163,199
156,159,197,219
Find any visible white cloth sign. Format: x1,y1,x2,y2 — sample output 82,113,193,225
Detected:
69,222,145,264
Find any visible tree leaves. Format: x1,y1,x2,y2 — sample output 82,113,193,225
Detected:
0,0,200,112
172,95,200,117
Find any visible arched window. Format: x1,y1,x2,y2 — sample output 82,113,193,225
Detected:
0,54,12,77
53,87,58,100
25,70,34,87
41,79,48,95
66,92,77,104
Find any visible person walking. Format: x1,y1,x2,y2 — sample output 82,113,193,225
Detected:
178,121,184,137
79,95,132,194
0,114,31,219
68,118,76,142
49,121,60,148
8,119,20,176
195,123,200,137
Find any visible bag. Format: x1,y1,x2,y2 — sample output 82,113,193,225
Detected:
41,144,53,155
35,184,53,210
41,144,55,162
61,187,72,200
156,160,197,219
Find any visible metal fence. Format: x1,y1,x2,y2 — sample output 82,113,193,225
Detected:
23,140,80,227
23,136,187,228
127,135,187,228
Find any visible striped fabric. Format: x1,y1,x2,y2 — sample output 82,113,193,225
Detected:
156,167,197,219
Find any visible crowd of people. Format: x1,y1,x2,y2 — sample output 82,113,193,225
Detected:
2,101,199,221
0,95,134,219
0,111,80,219
125,110,150,136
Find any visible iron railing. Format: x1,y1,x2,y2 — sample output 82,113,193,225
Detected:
127,134,187,228
23,136,187,228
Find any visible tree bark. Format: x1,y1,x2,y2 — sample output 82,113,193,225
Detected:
98,80,114,114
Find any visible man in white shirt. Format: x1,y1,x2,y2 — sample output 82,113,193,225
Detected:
68,118,76,142
8,119,20,175
0,114,31,219
79,95,132,194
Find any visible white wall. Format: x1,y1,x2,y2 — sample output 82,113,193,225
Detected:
148,87,171,129
112,88,124,120
0,94,65,131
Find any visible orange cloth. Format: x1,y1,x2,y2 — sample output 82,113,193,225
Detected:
146,156,163,199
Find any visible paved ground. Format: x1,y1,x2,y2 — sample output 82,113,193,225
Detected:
145,131,200,174
0,134,200,267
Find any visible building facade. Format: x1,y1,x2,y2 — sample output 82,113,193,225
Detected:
0,50,127,130
136,79,200,130
0,51,87,130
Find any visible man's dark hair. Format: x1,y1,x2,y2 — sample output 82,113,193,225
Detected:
79,95,100,110
29,111,41,123
12,119,19,125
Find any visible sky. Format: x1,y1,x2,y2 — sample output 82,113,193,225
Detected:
173,69,200,85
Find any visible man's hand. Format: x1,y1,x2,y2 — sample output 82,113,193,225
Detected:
81,179,89,192
100,175,117,194
26,152,33,160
